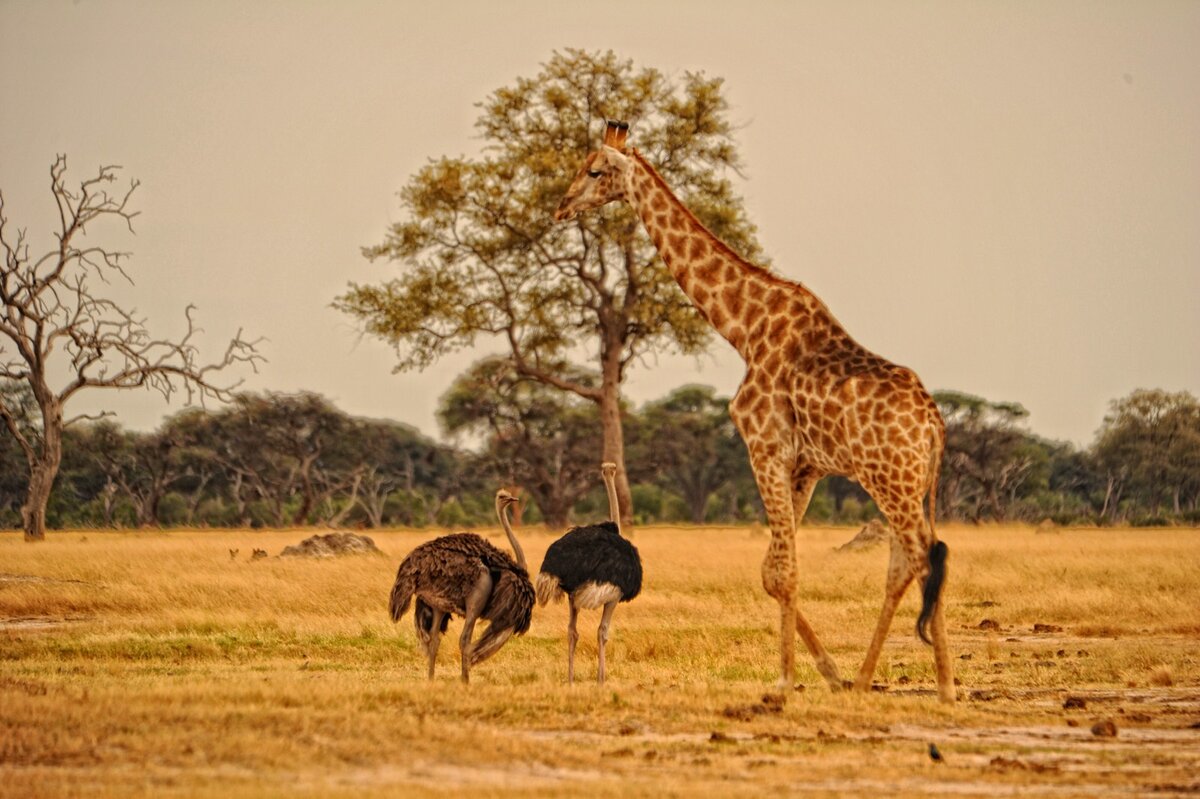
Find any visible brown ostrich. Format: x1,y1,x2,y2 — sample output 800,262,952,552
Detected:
388,489,534,682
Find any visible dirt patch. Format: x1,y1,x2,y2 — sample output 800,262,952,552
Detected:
0,572,87,585
0,616,90,631
278,532,384,558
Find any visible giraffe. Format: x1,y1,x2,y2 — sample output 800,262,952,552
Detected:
554,121,955,702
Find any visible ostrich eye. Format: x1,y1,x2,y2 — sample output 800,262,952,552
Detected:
587,170,602,179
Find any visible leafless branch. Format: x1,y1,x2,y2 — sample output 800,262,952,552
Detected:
2,156,263,538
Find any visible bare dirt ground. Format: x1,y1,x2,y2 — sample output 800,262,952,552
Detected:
1,525,1198,798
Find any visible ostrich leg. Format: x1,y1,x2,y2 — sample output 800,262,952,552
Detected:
596,600,618,685
458,571,494,684
567,598,580,684
419,608,447,679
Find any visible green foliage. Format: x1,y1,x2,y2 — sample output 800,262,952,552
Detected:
335,50,766,500
629,384,751,524
1093,388,1200,519
3,378,1197,528
437,357,605,528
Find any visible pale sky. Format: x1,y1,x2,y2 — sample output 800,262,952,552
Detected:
2,0,1197,448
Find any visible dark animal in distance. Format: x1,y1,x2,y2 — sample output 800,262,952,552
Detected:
388,489,534,682
537,462,642,684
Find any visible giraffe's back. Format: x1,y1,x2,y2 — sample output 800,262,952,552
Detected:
785,334,944,490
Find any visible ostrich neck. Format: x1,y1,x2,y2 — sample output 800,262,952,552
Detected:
603,472,620,524
625,149,775,357
496,501,527,569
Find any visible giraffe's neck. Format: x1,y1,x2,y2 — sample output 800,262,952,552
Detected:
625,149,781,357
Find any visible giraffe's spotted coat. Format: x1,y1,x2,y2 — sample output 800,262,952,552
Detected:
554,126,956,702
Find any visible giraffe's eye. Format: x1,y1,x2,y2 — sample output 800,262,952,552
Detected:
587,170,602,179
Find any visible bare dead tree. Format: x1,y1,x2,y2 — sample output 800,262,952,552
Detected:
0,156,262,541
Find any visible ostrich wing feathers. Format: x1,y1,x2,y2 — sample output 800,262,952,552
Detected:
539,522,642,603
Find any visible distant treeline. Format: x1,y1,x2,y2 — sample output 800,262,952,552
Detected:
1,381,1197,529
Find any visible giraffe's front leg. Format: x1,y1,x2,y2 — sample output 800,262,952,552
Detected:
761,533,798,690
753,455,842,692
790,471,844,691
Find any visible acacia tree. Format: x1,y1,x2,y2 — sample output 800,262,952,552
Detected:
935,390,1040,522
438,357,606,528
1094,389,1200,519
335,49,764,527
0,157,261,541
633,384,746,523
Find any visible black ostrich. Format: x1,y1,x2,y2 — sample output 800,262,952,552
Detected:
536,462,642,684
388,489,534,682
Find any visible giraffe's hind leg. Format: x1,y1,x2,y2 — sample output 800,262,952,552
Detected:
853,527,917,692
853,498,955,701
930,584,955,703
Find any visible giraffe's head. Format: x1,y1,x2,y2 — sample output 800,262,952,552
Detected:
554,120,633,221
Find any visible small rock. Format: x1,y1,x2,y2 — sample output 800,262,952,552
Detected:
1063,696,1087,710
760,693,786,711
279,532,383,558
1091,719,1118,737
1033,623,1063,634
978,619,1001,631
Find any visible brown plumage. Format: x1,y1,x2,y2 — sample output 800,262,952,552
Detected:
388,490,533,682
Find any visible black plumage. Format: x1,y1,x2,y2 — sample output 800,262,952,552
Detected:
536,463,642,684
538,521,642,605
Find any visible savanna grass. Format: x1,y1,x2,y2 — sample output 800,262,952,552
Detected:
2,524,1198,798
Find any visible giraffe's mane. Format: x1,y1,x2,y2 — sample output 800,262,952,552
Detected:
626,147,783,285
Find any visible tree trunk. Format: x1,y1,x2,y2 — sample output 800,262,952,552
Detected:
293,454,318,525
326,470,363,528
22,465,56,542
22,449,61,542
597,341,634,530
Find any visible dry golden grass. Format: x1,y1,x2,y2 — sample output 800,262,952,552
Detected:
2,523,1198,798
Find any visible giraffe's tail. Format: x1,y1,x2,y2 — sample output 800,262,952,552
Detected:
917,416,947,645
916,540,949,645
